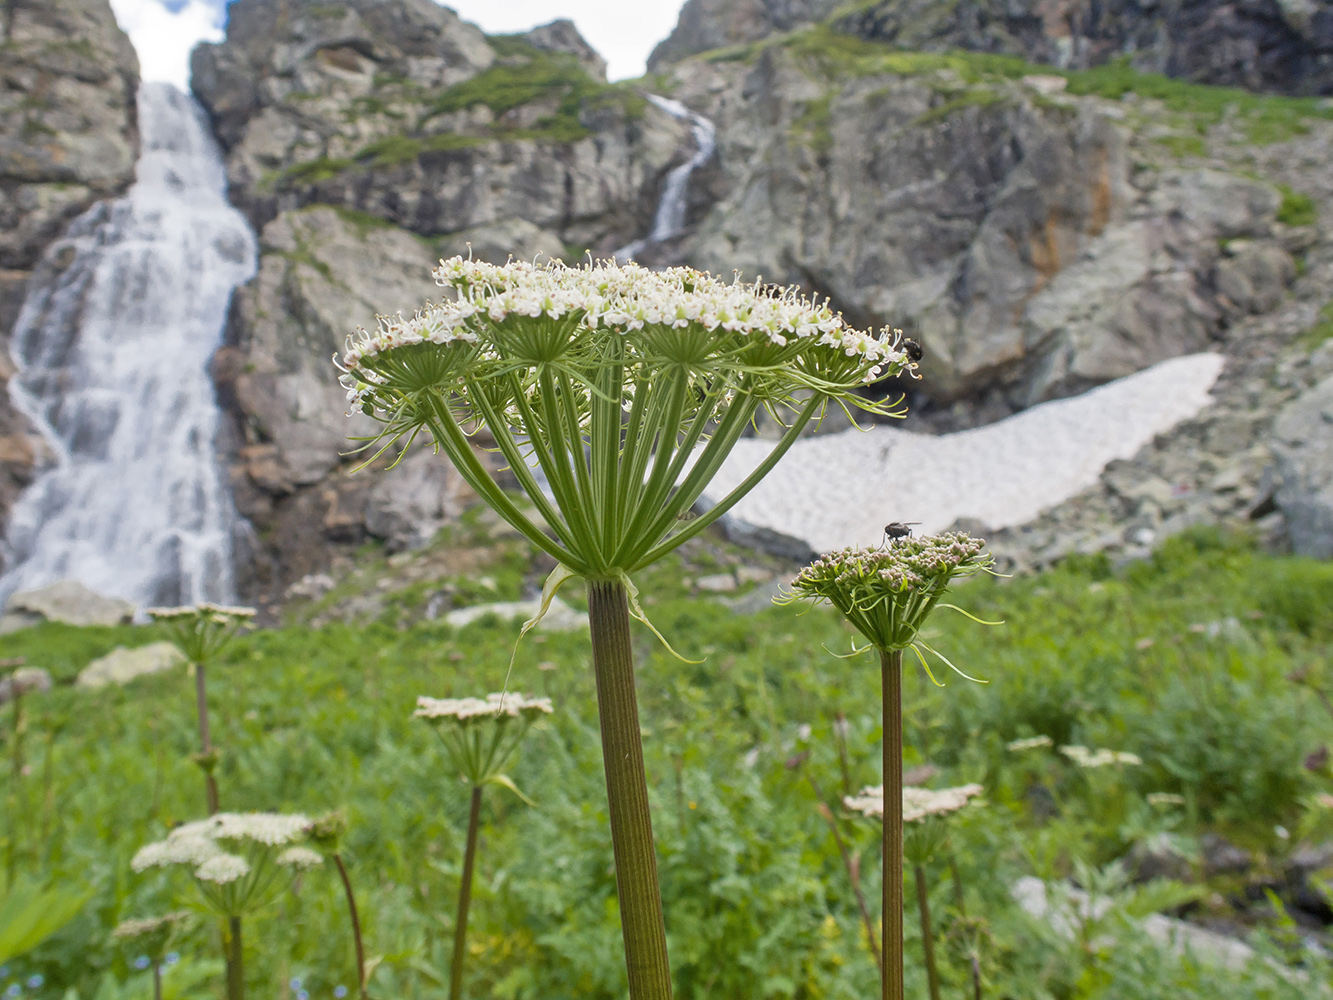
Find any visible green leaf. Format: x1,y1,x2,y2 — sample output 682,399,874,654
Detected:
0,876,92,963
486,772,536,806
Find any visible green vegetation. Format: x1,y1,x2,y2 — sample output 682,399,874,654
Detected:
1299,302,1333,351
4,528,1333,996
1277,185,1318,228
910,88,1005,127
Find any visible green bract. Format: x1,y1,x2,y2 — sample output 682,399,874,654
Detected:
784,533,995,673
338,257,913,579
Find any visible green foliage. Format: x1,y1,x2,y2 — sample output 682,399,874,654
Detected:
280,157,354,184
1063,57,1333,144
3,531,1333,995
0,875,90,963
1276,185,1317,227
911,88,1005,127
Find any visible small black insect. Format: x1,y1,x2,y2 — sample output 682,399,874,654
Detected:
884,521,920,541
900,338,924,363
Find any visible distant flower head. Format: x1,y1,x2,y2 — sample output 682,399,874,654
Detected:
785,533,994,654
417,692,552,787
1146,792,1186,807
131,812,314,918
843,783,984,822
1060,745,1142,768
146,602,257,662
112,910,192,962
1007,735,1054,752
415,692,553,724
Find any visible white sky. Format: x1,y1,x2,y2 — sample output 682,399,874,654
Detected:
108,0,688,90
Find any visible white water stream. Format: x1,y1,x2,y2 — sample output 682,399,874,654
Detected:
614,95,716,261
0,82,256,606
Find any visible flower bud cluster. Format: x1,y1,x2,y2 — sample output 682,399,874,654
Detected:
792,534,990,599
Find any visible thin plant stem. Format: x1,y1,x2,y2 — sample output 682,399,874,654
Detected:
881,647,904,1000
153,963,162,1000
226,916,244,1000
194,661,220,815
834,713,854,797
334,852,369,999
587,579,673,1000
914,863,941,1000
450,786,483,1000
810,780,882,974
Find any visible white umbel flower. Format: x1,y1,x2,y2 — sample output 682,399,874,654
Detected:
194,853,250,884
415,692,553,722
132,835,221,872
1006,735,1054,752
1059,745,1142,768
844,783,984,822
276,846,324,870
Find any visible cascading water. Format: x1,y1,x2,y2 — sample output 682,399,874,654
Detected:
615,95,716,260
0,82,256,607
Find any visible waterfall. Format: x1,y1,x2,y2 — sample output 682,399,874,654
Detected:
615,95,716,260
0,82,256,607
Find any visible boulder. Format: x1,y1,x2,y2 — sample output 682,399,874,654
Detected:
364,448,476,551
522,20,608,81
77,641,185,689
0,580,135,631
443,597,585,632
1273,373,1333,558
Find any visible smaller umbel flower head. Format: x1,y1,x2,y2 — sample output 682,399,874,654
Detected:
784,532,995,678
844,783,984,823
1059,745,1143,768
131,812,314,919
416,692,552,790
146,603,257,663
112,911,193,963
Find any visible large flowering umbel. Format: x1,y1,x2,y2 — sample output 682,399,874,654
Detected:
784,533,994,678
337,256,913,579
131,812,315,919
146,603,256,663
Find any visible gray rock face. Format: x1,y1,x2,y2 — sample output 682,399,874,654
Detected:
0,0,139,530
191,0,687,249
666,52,1292,407
1273,373,1333,558
652,0,1333,95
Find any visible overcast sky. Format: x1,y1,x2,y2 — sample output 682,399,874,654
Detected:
108,0,688,90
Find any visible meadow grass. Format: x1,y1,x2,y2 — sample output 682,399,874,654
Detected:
3,528,1332,998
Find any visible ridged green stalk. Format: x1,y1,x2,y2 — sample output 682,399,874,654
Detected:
450,786,484,1000
882,648,904,1000
587,579,672,1000
226,916,244,1000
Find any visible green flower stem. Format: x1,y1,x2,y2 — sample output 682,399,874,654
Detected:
881,647,904,1000
226,916,244,1000
153,963,162,1000
587,578,672,1000
194,662,219,815
333,852,369,1000
450,785,484,1000
914,863,941,1000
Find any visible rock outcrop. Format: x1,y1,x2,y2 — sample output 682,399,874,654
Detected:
1273,372,1333,558
661,38,1299,412
0,0,139,528
193,0,693,595
652,0,1333,96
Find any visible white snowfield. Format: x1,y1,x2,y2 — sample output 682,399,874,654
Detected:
703,352,1227,553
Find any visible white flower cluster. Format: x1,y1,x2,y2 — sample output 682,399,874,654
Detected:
339,256,904,391
145,603,257,623
132,812,314,885
1006,735,1055,752
112,911,192,941
1059,745,1142,768
843,783,984,822
415,692,554,723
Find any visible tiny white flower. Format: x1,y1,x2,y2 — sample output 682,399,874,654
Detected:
276,846,325,870
194,853,250,884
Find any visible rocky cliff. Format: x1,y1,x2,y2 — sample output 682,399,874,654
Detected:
191,0,694,596
652,0,1333,96
0,0,139,526
194,0,1333,602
